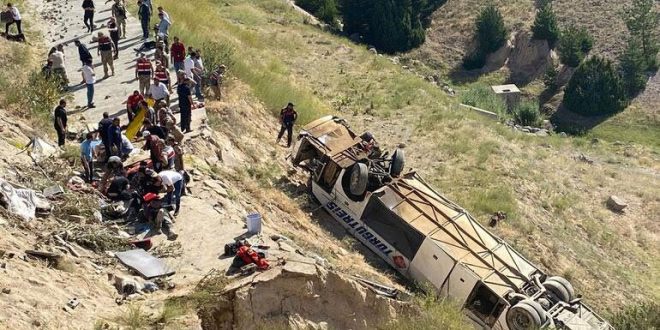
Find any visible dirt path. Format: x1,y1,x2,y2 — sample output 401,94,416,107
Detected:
30,0,193,128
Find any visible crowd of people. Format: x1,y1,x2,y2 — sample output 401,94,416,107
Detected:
40,0,232,241
39,0,300,241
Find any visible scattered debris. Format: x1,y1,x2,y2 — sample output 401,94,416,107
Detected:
43,185,65,198
25,250,62,261
353,275,399,299
115,249,175,279
0,179,52,221
607,195,628,212
67,297,80,309
576,153,594,164
2,288,10,294
489,211,507,227
108,273,143,296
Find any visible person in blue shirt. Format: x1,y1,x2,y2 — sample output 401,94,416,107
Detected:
80,132,101,182
107,117,122,157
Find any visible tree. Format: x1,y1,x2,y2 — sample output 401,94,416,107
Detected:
342,0,426,53
619,38,649,97
296,0,340,27
622,0,659,69
532,3,559,47
463,5,507,69
563,57,627,116
558,26,593,67
476,5,507,54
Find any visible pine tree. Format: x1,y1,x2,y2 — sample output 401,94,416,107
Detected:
564,57,627,116
532,3,559,47
476,5,507,54
343,0,426,53
619,38,649,97
558,26,593,67
622,0,659,69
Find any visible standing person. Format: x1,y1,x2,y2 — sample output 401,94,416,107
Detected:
156,12,170,49
183,51,195,81
170,37,185,72
81,60,96,108
276,102,298,147
154,61,171,92
4,3,21,36
107,17,120,59
97,112,113,161
137,0,150,39
157,170,184,216
192,52,205,99
82,0,95,33
80,132,100,182
74,40,93,66
135,53,153,96
53,99,68,147
97,31,115,77
153,46,168,68
49,44,68,89
148,77,169,105
157,6,170,22
177,75,194,133
209,64,226,100
111,0,127,38
107,117,122,157
126,90,144,122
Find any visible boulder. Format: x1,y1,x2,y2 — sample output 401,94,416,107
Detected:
607,195,628,212
508,31,552,85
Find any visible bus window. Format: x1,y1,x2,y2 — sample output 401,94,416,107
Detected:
465,282,507,326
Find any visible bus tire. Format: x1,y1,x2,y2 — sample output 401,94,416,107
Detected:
390,148,405,177
506,300,544,330
349,163,369,196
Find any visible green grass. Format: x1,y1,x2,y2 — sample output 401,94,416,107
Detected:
379,292,470,330
460,84,508,116
113,305,151,330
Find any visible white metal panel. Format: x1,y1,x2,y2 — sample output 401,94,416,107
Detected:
409,238,456,291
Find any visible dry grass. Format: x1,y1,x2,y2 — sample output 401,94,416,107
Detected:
153,0,656,316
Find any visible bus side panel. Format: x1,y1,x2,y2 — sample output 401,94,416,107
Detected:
440,263,481,306
409,238,455,291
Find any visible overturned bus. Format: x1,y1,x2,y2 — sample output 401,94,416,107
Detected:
291,116,613,330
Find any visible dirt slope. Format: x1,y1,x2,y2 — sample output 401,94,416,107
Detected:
0,1,408,329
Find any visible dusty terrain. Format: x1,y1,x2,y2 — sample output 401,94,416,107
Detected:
0,1,411,329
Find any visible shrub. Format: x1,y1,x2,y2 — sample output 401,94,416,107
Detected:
341,0,426,53
295,0,340,27
476,5,507,54
462,49,486,70
543,65,559,91
558,26,593,67
460,85,507,116
622,0,659,69
610,301,660,330
514,101,541,126
532,3,559,46
380,292,469,330
619,37,649,97
463,5,507,69
563,56,627,116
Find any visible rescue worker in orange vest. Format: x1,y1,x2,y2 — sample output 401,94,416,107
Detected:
135,53,153,96
97,31,115,77
154,61,171,93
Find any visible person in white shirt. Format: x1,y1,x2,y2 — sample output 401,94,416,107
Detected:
48,44,68,88
157,6,170,22
156,170,184,216
183,53,195,79
148,77,170,105
192,52,204,99
4,3,22,35
81,60,96,108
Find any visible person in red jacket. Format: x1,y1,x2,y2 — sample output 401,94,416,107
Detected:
169,36,186,72
126,90,144,122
